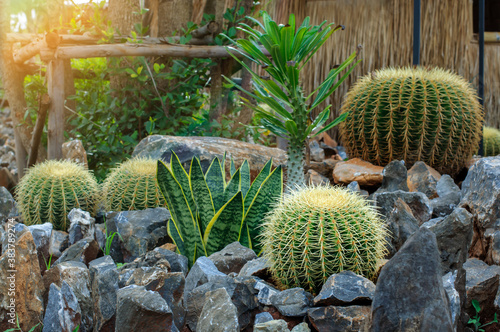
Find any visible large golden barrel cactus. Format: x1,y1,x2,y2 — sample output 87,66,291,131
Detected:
483,126,500,156
340,67,483,175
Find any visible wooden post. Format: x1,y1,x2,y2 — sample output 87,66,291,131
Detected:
47,59,65,160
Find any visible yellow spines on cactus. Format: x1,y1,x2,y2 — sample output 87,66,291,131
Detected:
340,67,483,175
483,126,500,156
102,157,166,212
261,185,388,295
15,160,99,231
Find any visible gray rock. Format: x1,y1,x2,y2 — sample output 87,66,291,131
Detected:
308,306,371,332
429,208,473,274
376,160,409,193
306,169,330,186
420,217,443,229
374,190,433,225
383,198,419,258
184,256,227,300
271,288,313,317
309,140,325,162
105,207,171,263
485,229,500,265
407,161,441,198
119,247,188,276
48,230,69,260
209,241,257,274
42,281,81,332
198,288,239,332
431,175,461,217
371,228,453,331
94,223,106,251
346,181,369,197
442,271,461,331
68,208,95,246
291,322,311,332
0,186,16,223
336,146,347,160
52,236,99,267
118,267,136,288
313,271,375,306
116,285,176,332
28,222,53,273
255,280,280,305
238,257,270,278
42,261,92,332
463,258,500,320
89,255,119,331
254,320,290,332
254,312,274,325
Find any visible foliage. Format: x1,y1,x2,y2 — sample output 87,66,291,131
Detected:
483,126,500,156
100,219,123,257
4,314,41,332
101,157,166,212
43,254,53,271
157,152,283,266
468,299,498,332
340,67,484,175
261,185,388,295
15,160,99,231
224,11,359,188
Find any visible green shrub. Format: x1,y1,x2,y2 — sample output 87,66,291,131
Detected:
261,185,387,295
15,160,99,231
483,126,500,156
340,67,483,175
157,152,283,266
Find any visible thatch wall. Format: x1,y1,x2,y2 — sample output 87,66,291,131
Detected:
269,0,500,139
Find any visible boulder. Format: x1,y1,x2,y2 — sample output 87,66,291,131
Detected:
62,139,88,168
307,305,371,332
383,198,419,258
67,208,95,246
184,256,227,300
271,288,313,317
52,237,99,267
375,160,409,193
308,159,340,183
0,186,16,223
238,257,271,279
291,322,311,332
28,222,53,273
132,135,287,180
42,281,81,332
407,161,441,198
255,279,280,305
48,230,69,261
254,312,274,325
371,228,453,331
208,242,257,275
309,140,325,162
105,208,171,263
254,319,290,332
197,288,239,332
430,174,461,218
120,247,188,276
374,190,433,225
89,255,119,331
332,158,383,186
346,181,368,197
442,271,461,331
306,169,330,186
313,271,375,306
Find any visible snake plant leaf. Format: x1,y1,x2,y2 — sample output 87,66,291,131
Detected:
190,157,215,232
224,168,241,203
244,165,283,253
230,157,236,177
170,151,195,212
167,218,185,255
240,160,250,198
204,191,244,255
205,157,225,212
244,158,272,213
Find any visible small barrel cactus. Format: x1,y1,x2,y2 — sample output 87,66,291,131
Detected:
483,126,500,156
16,160,99,231
102,157,166,212
261,185,387,295
340,67,483,175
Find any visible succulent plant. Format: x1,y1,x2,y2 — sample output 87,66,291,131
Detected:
340,67,483,175
261,185,387,295
157,151,283,266
483,126,500,156
16,160,99,231
102,157,166,212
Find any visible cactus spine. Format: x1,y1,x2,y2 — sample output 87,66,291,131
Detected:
483,127,500,156
261,185,387,295
340,67,483,175
102,157,166,212
16,160,98,231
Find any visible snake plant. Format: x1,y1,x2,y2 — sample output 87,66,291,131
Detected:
224,12,359,188
157,152,283,266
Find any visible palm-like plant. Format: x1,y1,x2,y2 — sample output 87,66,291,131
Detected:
224,12,360,188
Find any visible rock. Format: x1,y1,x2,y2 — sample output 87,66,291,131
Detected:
197,288,239,332
254,312,274,325
184,256,227,300
255,280,280,305
43,261,93,332
67,208,95,246
309,140,325,162
208,241,257,275
0,186,16,223
28,222,53,273
0,231,45,331
271,288,313,317
52,237,99,267
336,146,348,160
313,271,375,306
49,230,69,261
407,161,441,198
42,281,81,332
460,156,500,263
428,208,473,274
159,242,177,252
346,181,368,197
383,198,419,258
306,169,330,186
308,159,340,183
105,208,171,263
486,229,500,265
62,139,88,168
89,255,119,331
254,319,290,332
132,135,287,180
431,174,461,217
332,158,384,186
376,160,409,193
115,285,176,332
371,228,453,331
442,271,461,330
463,258,500,320
374,190,433,225
238,257,271,279
121,247,188,276
307,305,371,332
291,322,311,332
0,168,16,192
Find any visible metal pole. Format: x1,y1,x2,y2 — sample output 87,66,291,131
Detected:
478,0,485,155
413,0,421,65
